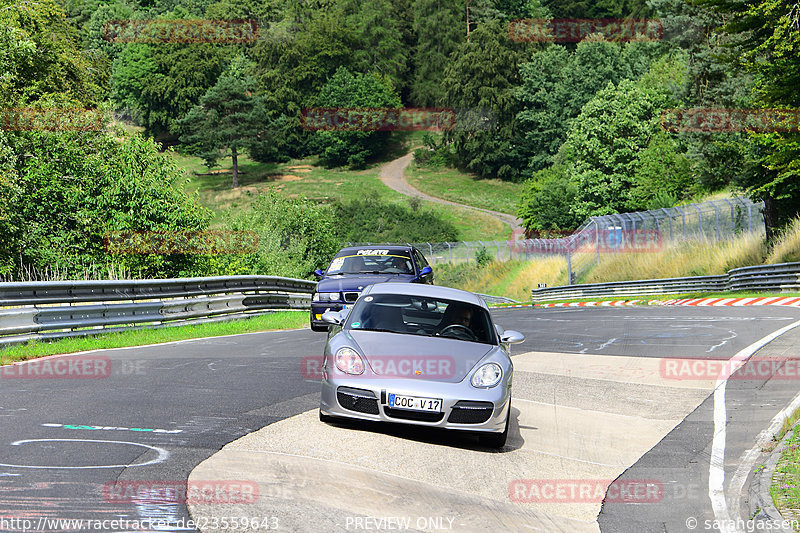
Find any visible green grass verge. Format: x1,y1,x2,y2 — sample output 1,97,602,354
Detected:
405,162,522,215
0,311,308,363
770,422,800,520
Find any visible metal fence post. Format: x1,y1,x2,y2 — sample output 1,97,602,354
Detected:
446,242,452,263
691,203,704,239
463,241,469,263
710,201,720,241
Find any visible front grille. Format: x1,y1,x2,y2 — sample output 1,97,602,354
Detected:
343,292,360,303
447,401,494,424
384,407,445,422
337,387,379,414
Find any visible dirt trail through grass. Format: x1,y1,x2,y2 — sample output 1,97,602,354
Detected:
379,153,525,236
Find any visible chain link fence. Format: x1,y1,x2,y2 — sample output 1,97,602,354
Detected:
349,197,766,277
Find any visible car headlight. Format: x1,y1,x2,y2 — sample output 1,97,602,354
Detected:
335,347,364,375
314,292,341,301
471,363,502,388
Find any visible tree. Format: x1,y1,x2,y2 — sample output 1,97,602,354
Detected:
410,0,464,106
693,0,800,233
178,56,273,188
558,79,663,219
228,190,340,278
440,19,530,181
517,164,581,230
0,130,210,279
310,67,402,169
0,0,108,106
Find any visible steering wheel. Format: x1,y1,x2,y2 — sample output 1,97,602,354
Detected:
439,324,478,341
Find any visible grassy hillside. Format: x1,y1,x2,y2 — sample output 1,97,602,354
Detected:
405,162,523,215
175,152,511,241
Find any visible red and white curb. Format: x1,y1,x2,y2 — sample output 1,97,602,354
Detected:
662,296,800,307
533,296,800,308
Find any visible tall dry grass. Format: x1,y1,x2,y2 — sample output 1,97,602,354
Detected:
767,218,800,264
436,257,567,301
583,232,766,283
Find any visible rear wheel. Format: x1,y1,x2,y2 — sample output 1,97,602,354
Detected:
478,401,510,449
311,323,329,332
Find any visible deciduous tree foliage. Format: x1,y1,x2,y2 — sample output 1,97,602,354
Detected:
310,67,402,169
0,131,210,278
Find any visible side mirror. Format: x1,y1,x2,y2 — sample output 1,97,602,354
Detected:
418,266,433,278
313,269,325,279
321,311,342,325
500,330,525,344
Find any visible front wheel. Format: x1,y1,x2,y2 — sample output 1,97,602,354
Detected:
478,401,510,449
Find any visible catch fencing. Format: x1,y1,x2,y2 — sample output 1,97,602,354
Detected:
0,276,315,346
355,197,765,273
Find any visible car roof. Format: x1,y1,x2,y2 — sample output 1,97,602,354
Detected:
362,282,487,309
336,245,416,254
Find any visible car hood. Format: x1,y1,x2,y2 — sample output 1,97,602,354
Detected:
348,330,494,383
318,274,415,292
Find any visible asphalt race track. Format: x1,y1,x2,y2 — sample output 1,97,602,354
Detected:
1,305,799,532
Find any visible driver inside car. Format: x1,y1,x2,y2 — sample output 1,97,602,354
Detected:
437,303,474,335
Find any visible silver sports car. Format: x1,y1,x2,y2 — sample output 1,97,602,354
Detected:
317,283,525,448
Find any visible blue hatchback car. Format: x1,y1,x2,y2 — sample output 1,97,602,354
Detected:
310,245,434,331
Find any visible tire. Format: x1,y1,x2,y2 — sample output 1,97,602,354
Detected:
311,323,329,332
479,401,510,449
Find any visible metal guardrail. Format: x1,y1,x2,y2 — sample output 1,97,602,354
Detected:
0,276,316,346
531,262,800,302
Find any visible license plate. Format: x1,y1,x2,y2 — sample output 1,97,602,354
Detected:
388,393,442,412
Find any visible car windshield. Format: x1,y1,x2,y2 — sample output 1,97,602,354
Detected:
327,251,414,275
345,294,496,344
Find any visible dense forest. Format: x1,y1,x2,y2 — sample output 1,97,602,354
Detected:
0,0,797,279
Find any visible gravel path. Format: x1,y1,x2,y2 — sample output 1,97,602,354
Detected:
378,153,525,236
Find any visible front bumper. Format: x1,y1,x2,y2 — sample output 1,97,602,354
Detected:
310,302,346,329
319,375,511,434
